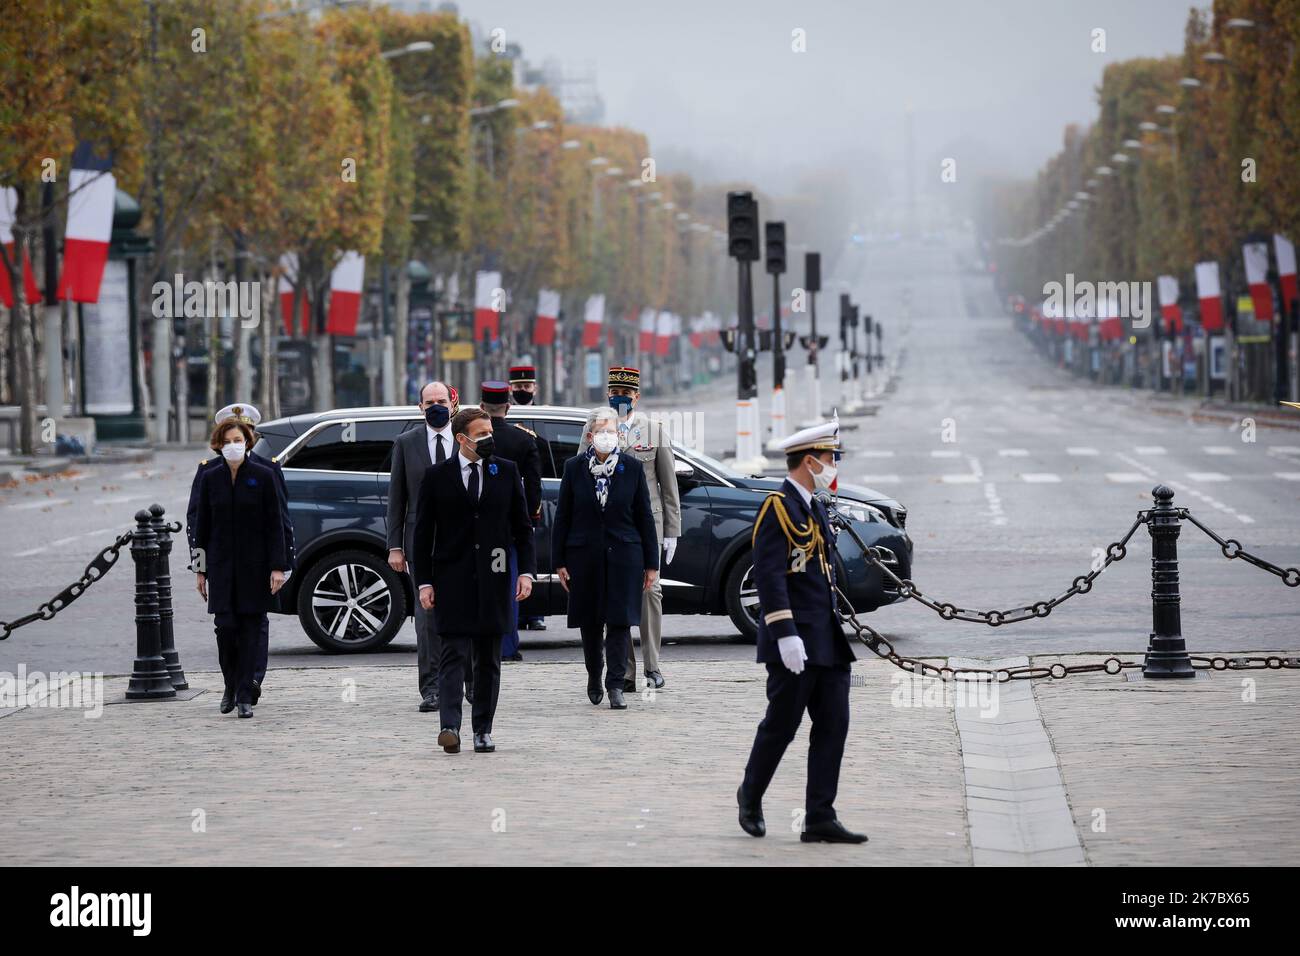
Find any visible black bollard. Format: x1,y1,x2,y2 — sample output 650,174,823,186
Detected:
150,503,189,690
1142,486,1196,678
126,509,176,700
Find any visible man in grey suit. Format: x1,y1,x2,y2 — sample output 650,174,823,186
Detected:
388,380,457,711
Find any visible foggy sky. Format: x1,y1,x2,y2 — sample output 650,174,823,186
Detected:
445,0,1193,203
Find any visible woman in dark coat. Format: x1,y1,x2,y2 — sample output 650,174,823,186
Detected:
194,419,288,718
553,406,659,709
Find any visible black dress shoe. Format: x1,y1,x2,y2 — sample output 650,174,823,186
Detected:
646,670,665,689
418,697,439,713
250,681,261,705
608,687,627,709
800,819,868,844
737,785,766,838
220,690,234,714
236,703,254,718
622,677,636,693
473,732,495,753
524,620,547,631
438,728,461,754
587,676,603,706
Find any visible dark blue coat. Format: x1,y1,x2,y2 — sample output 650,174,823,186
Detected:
411,454,537,635
193,459,289,616
752,479,855,667
552,451,660,629
187,450,294,572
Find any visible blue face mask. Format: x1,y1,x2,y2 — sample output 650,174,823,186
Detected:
425,404,450,429
609,394,633,417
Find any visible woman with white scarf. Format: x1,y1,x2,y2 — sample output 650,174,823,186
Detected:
552,406,660,709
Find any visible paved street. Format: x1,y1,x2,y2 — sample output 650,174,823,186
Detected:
3,235,1298,678
2,656,1295,866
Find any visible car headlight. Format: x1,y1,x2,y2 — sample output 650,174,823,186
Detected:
836,500,889,524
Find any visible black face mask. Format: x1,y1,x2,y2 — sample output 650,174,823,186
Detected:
425,404,450,429
472,435,495,460
512,389,534,406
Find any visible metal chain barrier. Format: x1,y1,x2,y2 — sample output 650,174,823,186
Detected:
1177,509,1300,588
825,495,1300,681
843,509,1151,627
0,520,180,640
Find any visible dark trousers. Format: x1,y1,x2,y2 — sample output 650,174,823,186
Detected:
214,613,262,704
256,614,269,685
410,570,441,701
439,633,502,735
580,624,630,691
741,662,851,826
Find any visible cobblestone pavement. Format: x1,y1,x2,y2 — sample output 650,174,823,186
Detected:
3,654,1296,865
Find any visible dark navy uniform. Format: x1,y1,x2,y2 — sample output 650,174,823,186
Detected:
187,449,294,686
740,456,857,831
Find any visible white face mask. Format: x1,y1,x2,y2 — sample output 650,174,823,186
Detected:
592,431,618,454
809,457,837,491
222,442,246,463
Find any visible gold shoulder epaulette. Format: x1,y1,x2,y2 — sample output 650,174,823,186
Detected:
753,491,827,569
199,457,209,465
516,424,537,437
271,455,279,462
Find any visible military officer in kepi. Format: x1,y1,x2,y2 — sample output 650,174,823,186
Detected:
735,421,868,845
603,366,681,691
186,403,295,706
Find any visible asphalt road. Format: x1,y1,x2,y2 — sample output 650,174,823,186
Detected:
3,233,1297,683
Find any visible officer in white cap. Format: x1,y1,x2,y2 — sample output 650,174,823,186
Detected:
735,419,867,844
186,403,295,704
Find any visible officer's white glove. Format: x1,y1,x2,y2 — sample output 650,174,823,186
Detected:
663,537,677,564
777,635,808,674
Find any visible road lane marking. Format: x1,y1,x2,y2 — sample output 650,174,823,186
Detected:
983,482,1007,526
1105,473,1148,483
92,494,151,505
1275,472,1300,481
6,498,70,511
1268,446,1300,456
931,449,961,458
998,449,1029,457
942,474,981,483
1066,447,1098,456
860,450,895,458
1020,473,1061,483
1203,446,1236,456
1134,446,1166,455
1186,472,1230,482
860,474,901,484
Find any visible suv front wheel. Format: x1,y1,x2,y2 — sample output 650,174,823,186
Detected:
298,549,407,653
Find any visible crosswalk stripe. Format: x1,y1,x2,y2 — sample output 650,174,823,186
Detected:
1203,446,1236,456
1021,473,1061,483
1273,472,1300,481
998,449,1029,457
931,450,961,458
1106,473,1149,483
1134,446,1166,455
859,450,895,458
1066,447,1099,456
1186,472,1230,482
860,475,901,484
941,474,980,484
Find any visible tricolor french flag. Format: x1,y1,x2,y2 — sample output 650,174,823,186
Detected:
473,270,502,342
533,288,560,346
1242,241,1273,323
638,308,656,352
1195,260,1224,332
0,188,41,309
582,294,605,348
655,310,673,357
1157,275,1181,334
325,251,365,335
57,143,116,303
1274,235,1296,319
277,252,310,336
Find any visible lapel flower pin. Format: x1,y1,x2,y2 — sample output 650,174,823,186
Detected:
488,462,498,476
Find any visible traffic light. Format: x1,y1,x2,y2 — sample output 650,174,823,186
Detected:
765,221,786,275
805,252,820,292
727,191,760,261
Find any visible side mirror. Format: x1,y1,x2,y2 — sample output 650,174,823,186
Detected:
674,460,696,483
